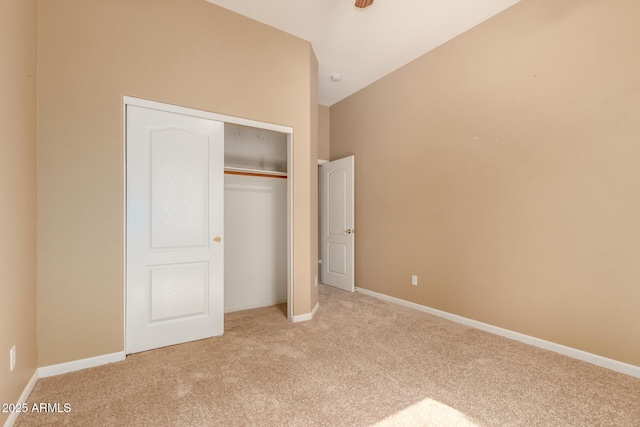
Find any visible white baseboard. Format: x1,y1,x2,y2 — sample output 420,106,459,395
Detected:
3,370,39,427
356,287,640,379
292,301,320,323
224,298,288,314
38,351,126,379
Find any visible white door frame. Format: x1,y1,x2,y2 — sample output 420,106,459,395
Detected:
317,159,329,283
123,97,294,349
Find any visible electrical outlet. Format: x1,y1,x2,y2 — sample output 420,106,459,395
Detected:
411,275,418,286
10,346,16,371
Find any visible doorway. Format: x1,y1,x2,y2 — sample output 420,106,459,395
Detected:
223,123,288,313
319,156,355,292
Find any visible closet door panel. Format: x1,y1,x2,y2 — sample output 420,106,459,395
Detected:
150,128,209,249
126,105,224,354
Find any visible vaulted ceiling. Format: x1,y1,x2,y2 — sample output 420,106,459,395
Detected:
206,0,522,106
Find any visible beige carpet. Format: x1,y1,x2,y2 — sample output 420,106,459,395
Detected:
16,285,640,426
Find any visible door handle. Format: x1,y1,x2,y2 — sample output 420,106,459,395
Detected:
213,236,222,243
345,229,354,235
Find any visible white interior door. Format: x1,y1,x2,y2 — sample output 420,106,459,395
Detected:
126,105,224,354
321,156,355,292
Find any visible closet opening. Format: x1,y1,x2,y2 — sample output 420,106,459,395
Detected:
223,123,289,317
124,96,294,355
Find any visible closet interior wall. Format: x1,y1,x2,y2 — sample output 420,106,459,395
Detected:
224,123,288,313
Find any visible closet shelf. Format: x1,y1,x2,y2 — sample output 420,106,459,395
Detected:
224,166,287,179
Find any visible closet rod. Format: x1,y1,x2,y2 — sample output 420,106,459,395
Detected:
224,167,287,179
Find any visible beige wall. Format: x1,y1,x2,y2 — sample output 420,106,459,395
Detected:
331,0,640,366
38,0,316,366
0,0,38,423
318,105,330,160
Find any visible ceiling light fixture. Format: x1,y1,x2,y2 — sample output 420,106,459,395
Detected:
330,74,343,82
355,0,374,10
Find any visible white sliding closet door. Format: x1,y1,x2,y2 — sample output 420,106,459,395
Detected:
126,105,224,354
